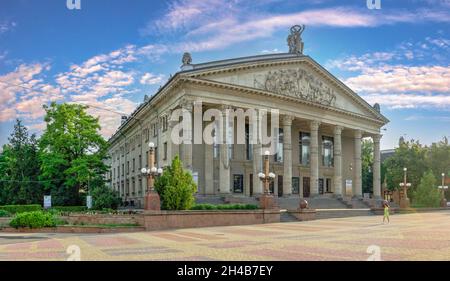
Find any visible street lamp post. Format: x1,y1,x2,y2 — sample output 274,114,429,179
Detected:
258,150,277,209
438,173,448,208
398,167,411,208
141,142,163,211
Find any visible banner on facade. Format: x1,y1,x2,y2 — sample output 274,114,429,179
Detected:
86,195,92,209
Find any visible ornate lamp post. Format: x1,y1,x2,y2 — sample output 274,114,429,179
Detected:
141,142,163,211
398,167,411,208
258,150,277,209
438,173,448,207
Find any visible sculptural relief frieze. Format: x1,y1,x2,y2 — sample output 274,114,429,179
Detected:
253,68,337,106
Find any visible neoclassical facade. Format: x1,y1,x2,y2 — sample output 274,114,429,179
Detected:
106,32,388,207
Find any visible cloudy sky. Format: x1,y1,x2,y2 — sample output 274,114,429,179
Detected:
0,0,449,150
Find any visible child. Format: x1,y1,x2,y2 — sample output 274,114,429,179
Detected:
383,200,390,224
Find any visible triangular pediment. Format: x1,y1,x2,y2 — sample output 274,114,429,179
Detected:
182,55,387,123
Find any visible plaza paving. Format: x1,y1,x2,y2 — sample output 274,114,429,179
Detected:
1,211,450,261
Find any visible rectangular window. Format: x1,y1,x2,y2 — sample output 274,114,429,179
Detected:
127,161,130,174
121,164,124,176
275,128,283,162
322,136,334,167
154,147,158,166
145,151,148,167
163,142,167,160
138,155,142,169
299,132,310,166
233,174,244,193
132,178,135,196
132,158,135,172
213,122,219,159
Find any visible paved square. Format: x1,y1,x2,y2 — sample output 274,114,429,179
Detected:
1,211,449,261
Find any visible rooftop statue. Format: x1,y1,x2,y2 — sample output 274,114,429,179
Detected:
182,52,192,65
287,24,305,54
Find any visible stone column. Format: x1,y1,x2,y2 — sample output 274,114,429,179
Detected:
373,134,382,199
310,121,320,196
219,106,231,194
181,102,193,171
252,114,263,195
354,129,362,198
282,115,294,196
333,126,344,197
204,121,214,195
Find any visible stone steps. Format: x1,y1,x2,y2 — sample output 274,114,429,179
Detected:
280,211,298,222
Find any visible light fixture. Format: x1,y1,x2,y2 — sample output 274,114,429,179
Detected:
151,167,157,173
258,172,265,179
403,167,407,172
268,172,276,179
264,150,270,156
141,168,148,174
157,168,163,174
148,142,155,148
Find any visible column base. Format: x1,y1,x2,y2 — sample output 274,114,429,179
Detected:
399,198,410,209
259,194,277,209
144,191,161,211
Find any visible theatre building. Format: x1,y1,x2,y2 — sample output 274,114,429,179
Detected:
105,26,389,207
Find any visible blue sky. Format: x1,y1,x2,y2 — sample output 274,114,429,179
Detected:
0,0,449,150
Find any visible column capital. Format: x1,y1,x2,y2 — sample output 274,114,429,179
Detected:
333,125,344,135
310,120,320,131
354,129,362,139
180,98,194,111
372,134,382,143
282,115,294,126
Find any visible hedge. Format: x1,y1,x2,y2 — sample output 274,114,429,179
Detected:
0,204,42,214
190,203,259,210
9,211,61,229
51,206,87,213
0,210,11,217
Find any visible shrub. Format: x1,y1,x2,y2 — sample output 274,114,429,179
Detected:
0,210,11,217
0,204,42,214
154,156,197,210
51,206,87,213
412,170,441,208
190,203,259,210
91,185,120,210
9,211,59,229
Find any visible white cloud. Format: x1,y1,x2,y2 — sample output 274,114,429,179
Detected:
0,20,16,35
140,73,165,85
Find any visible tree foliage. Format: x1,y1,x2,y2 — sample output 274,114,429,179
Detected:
412,170,441,208
38,102,109,206
154,155,197,210
91,184,120,210
0,119,41,205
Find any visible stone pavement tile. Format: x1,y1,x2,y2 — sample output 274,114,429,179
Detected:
36,239,65,250
101,246,181,256
149,232,201,242
174,231,227,241
336,238,450,250
0,251,66,260
82,236,140,247
221,227,284,237
201,240,267,249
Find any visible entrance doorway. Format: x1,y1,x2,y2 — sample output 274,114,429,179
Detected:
278,175,283,197
319,178,324,194
250,174,253,197
303,177,310,197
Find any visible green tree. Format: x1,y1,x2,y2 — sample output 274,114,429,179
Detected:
361,139,373,194
412,170,441,208
39,102,109,206
0,119,42,205
154,155,197,210
384,139,427,201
